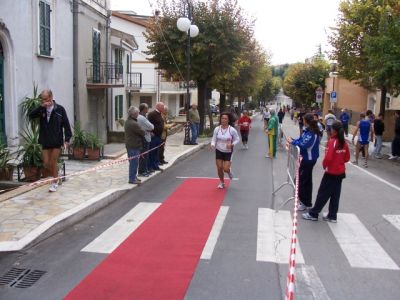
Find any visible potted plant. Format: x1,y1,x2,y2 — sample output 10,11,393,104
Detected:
71,123,87,159
19,128,42,181
0,143,14,181
20,83,41,132
85,132,102,160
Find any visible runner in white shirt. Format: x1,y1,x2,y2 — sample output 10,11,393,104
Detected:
211,112,240,189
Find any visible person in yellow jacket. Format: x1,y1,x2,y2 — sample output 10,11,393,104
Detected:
265,109,279,158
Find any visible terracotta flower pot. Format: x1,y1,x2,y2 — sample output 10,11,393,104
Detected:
73,147,85,160
0,166,14,181
23,166,41,182
87,148,100,160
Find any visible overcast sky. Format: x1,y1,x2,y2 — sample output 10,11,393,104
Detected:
110,0,342,65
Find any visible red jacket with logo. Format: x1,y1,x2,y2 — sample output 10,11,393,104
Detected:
238,116,252,131
323,137,350,175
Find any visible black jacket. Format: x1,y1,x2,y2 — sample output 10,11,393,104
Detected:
147,110,164,138
29,101,72,148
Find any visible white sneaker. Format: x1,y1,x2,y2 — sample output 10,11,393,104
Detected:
49,183,58,192
217,182,225,189
265,154,270,158
228,169,234,180
388,155,398,160
297,203,307,211
245,144,249,149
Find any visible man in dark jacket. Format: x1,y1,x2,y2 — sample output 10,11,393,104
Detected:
147,102,165,171
124,106,145,184
29,89,72,192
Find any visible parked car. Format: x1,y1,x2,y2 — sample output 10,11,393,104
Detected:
210,104,219,115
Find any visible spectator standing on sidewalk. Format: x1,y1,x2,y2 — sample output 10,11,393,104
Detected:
352,112,374,167
147,102,165,172
137,103,154,177
277,108,285,125
211,112,240,189
238,110,252,149
340,108,350,137
302,121,350,223
287,113,320,211
188,104,200,145
324,109,337,139
29,89,72,192
265,109,279,158
373,113,385,159
389,110,400,160
124,106,145,185
159,106,171,165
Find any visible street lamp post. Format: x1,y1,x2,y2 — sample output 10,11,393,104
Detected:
177,0,199,145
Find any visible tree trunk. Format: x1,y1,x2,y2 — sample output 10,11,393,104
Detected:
379,86,387,116
219,92,226,113
197,79,207,134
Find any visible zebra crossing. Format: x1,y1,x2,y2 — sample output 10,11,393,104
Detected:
82,202,400,271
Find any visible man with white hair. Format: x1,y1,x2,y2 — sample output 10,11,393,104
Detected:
124,106,145,184
147,102,165,171
137,103,154,177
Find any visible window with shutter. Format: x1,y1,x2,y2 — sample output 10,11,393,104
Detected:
39,1,51,56
115,95,123,120
93,29,101,83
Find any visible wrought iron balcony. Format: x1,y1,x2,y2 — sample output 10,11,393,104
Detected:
86,62,124,88
126,72,142,91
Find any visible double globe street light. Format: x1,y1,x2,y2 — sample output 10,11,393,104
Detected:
176,1,199,144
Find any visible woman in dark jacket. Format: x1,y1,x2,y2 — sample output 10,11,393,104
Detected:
389,111,400,160
287,113,321,211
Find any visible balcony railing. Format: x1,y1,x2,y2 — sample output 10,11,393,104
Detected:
86,62,124,87
126,72,142,90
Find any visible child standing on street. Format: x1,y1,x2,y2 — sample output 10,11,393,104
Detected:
302,121,350,223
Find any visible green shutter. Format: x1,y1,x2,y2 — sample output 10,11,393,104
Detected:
39,1,51,56
119,96,123,119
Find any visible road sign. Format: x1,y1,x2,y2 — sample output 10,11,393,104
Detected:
315,87,323,103
330,91,337,103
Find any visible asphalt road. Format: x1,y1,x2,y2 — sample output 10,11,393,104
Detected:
0,115,399,300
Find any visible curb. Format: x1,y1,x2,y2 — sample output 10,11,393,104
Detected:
0,141,208,252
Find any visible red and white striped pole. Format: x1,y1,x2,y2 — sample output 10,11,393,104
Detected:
285,153,301,300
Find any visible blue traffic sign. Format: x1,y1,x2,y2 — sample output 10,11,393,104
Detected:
330,91,337,103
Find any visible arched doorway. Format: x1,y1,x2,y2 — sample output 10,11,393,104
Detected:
0,42,6,145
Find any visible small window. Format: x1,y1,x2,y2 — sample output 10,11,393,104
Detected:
140,96,152,108
114,48,123,78
115,95,123,120
39,0,51,56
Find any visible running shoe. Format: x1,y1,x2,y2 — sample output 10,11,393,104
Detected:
49,183,58,192
322,214,337,223
228,169,234,180
388,155,398,160
352,160,358,165
297,203,307,211
302,212,318,221
217,182,225,189
265,154,270,158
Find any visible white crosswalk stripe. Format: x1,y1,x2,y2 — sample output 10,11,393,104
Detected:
201,206,229,260
383,215,400,231
81,202,161,254
295,265,331,300
257,208,305,264
328,213,399,270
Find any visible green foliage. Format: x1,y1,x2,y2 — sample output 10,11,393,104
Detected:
283,59,330,107
329,0,400,112
19,128,42,168
20,83,41,132
0,143,12,169
71,123,87,148
85,132,103,150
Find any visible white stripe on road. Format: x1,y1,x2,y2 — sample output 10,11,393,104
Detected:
256,208,305,264
81,202,161,254
176,176,239,181
295,265,331,300
383,215,400,231
328,213,399,270
201,206,229,260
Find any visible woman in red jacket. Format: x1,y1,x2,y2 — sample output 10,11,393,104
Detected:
302,121,350,223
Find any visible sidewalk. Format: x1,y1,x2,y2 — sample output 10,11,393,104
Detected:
0,129,209,252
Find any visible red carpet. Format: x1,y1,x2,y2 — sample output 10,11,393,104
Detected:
65,178,229,300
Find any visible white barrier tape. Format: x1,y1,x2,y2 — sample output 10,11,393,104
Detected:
285,154,302,300
27,142,166,187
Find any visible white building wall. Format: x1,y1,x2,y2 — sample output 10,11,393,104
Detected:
0,0,73,146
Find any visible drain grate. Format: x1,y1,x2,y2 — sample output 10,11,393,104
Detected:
14,270,46,288
0,268,46,288
0,268,27,286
